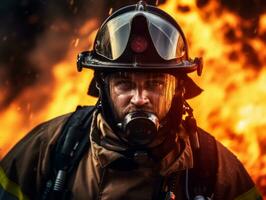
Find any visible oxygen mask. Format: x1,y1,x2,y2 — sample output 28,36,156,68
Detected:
117,111,159,146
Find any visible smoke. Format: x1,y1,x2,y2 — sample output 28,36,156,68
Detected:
0,0,107,110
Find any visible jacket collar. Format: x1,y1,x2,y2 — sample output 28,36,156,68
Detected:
90,111,193,174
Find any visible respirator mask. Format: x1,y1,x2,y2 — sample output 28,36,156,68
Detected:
117,111,159,146
107,72,177,147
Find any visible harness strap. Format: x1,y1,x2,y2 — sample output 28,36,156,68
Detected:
186,129,218,200
41,106,95,200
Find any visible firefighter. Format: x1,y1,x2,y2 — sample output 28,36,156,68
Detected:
0,1,262,200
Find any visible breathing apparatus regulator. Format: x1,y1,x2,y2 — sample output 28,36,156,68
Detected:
77,0,203,148
117,111,159,146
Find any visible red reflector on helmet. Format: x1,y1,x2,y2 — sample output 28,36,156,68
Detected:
130,35,148,53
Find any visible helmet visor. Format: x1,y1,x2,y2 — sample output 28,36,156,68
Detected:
95,11,186,61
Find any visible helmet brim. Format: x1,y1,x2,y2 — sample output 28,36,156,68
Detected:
77,51,202,74
82,62,198,73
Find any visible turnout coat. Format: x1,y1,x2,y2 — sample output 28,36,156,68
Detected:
0,109,262,200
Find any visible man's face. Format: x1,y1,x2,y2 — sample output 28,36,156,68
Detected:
107,72,177,121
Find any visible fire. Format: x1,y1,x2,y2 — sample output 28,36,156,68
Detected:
0,19,98,158
160,0,266,195
0,0,265,196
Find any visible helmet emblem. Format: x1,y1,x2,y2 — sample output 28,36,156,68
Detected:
130,35,148,53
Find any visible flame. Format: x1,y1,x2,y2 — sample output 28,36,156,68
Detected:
0,18,98,158
0,0,265,196
160,0,266,195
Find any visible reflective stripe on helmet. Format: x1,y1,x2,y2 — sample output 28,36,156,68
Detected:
0,167,29,200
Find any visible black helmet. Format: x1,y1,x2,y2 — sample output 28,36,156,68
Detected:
77,1,203,99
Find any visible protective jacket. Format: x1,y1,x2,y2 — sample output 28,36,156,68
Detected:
0,108,262,200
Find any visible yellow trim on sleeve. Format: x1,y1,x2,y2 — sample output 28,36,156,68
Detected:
0,166,29,200
234,186,262,200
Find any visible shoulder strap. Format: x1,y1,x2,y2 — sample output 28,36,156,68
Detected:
186,129,218,200
41,105,95,200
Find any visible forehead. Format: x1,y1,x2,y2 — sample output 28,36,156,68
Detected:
107,71,176,80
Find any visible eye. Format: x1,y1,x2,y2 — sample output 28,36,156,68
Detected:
146,80,165,91
115,80,135,91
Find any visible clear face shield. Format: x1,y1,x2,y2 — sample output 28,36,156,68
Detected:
95,11,186,61
106,72,177,146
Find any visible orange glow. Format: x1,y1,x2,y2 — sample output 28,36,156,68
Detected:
160,0,266,195
0,0,265,197
0,18,98,158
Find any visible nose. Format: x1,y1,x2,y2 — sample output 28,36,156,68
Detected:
130,89,150,107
